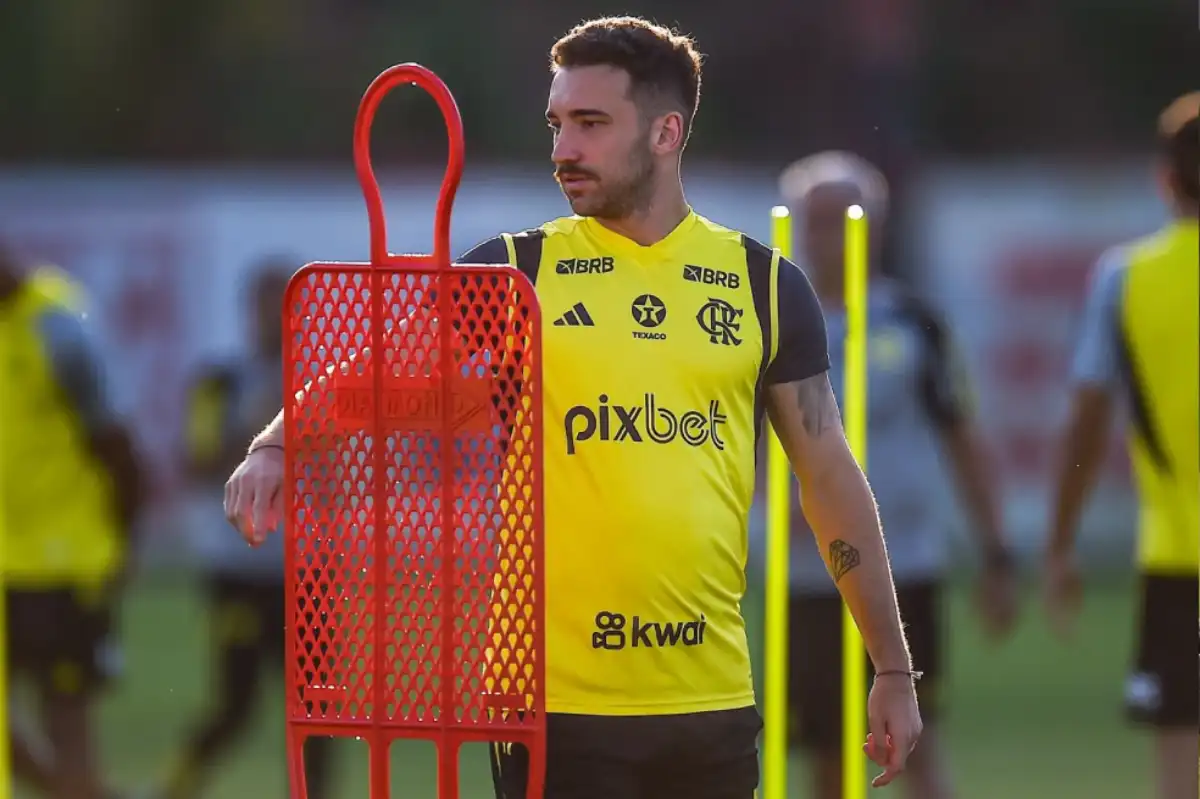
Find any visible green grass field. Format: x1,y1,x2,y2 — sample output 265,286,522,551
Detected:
14,575,1150,798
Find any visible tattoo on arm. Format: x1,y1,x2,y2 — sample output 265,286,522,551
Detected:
795,374,840,436
829,539,862,583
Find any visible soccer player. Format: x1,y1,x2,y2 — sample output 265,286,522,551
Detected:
1046,91,1199,799
224,17,923,798
154,262,333,799
772,152,1018,799
0,243,143,799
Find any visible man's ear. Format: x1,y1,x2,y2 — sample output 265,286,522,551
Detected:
650,110,686,155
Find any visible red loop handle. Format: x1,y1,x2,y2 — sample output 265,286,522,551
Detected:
353,63,465,267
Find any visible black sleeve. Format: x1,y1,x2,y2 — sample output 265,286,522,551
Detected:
458,235,510,266
764,257,831,385
896,290,972,430
459,230,545,285
36,308,113,433
456,233,539,438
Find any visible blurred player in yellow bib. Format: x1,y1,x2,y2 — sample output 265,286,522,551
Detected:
1047,91,1199,799
0,243,143,799
225,17,925,798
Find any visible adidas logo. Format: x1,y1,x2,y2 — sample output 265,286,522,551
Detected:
553,303,595,327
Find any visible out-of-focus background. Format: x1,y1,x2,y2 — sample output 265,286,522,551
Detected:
1,1,1196,797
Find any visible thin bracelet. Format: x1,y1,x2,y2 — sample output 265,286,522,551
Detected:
248,442,285,456
875,669,924,681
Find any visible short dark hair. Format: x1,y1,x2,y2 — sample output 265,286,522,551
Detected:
1159,92,1199,205
550,16,703,140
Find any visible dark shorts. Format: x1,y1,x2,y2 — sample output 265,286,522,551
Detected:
789,580,943,750
1124,574,1199,729
204,573,286,660
6,585,121,697
490,706,762,799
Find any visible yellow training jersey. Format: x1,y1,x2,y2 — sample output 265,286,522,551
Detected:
1116,220,1199,574
463,211,829,715
0,268,122,586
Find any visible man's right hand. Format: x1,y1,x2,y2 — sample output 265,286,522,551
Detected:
224,446,284,546
864,673,923,787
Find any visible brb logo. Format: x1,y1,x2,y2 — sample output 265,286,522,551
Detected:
557,256,615,275
696,298,743,346
592,611,708,650
683,264,740,289
563,394,727,455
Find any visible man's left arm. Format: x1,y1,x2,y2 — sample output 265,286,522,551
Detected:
39,309,144,534
762,262,910,674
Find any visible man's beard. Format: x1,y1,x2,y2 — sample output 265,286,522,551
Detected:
560,145,655,219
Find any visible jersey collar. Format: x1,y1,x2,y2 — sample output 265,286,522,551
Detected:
581,209,698,258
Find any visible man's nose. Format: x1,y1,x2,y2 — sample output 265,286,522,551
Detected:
551,130,581,165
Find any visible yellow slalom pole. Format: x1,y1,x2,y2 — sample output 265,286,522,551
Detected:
841,204,870,799
0,578,7,799
0,344,9,799
763,205,793,799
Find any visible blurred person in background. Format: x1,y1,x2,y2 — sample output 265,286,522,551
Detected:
1046,92,1199,799
0,242,143,799
773,152,1018,799
151,261,333,799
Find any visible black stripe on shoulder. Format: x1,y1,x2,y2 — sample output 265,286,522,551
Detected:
1115,315,1171,473
890,281,942,329
742,233,774,450
742,233,775,359
509,228,547,286
889,282,967,429
459,235,510,266
890,282,952,361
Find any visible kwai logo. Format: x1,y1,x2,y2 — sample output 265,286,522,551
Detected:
592,610,708,650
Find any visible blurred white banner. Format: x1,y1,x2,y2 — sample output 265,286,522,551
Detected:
912,162,1167,564
0,162,1162,566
